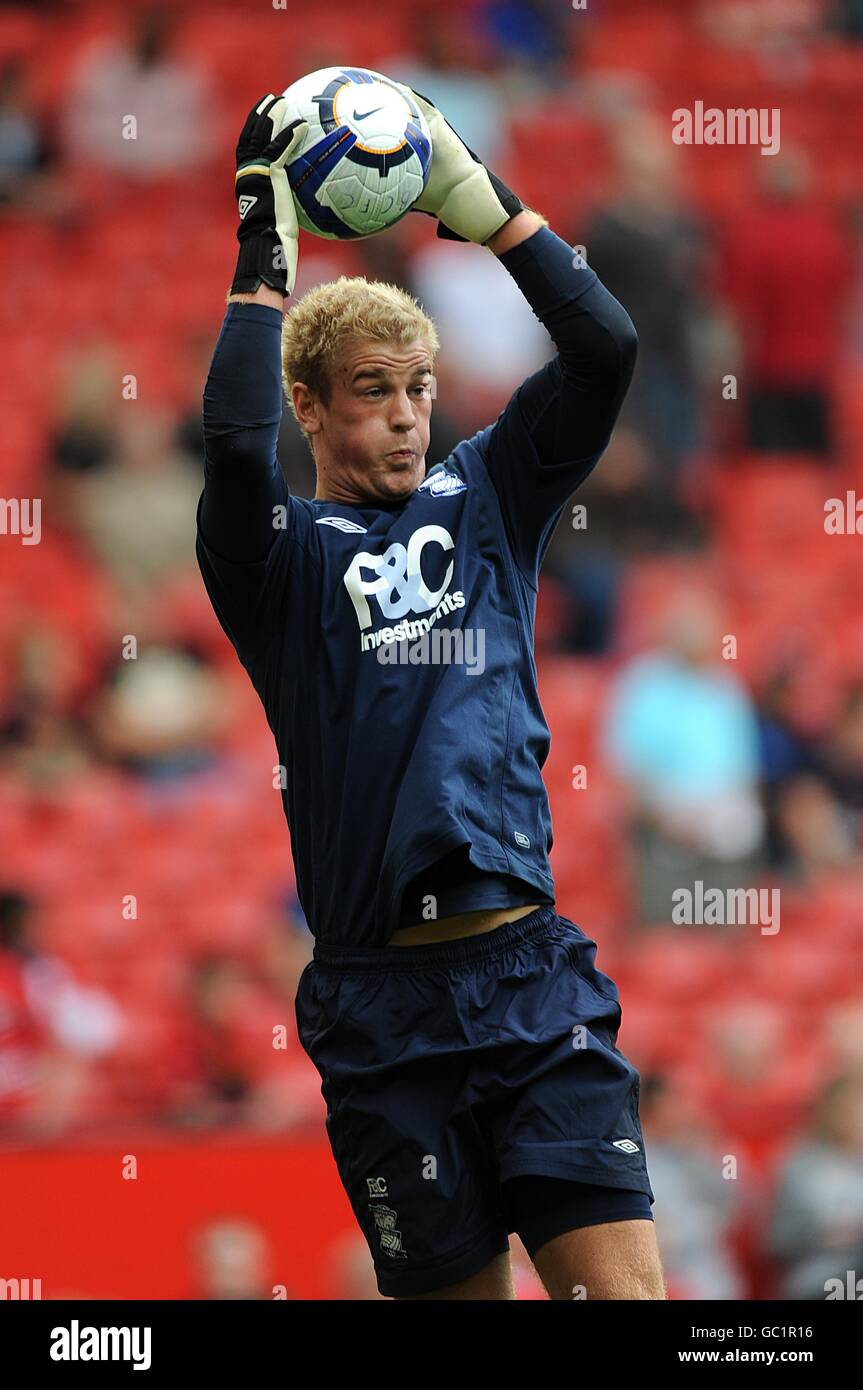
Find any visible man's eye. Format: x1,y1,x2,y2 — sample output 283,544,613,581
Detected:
362,383,430,398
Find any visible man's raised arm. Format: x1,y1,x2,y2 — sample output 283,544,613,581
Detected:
196,96,310,663
198,93,309,565
200,292,287,564
393,83,637,579
480,216,638,579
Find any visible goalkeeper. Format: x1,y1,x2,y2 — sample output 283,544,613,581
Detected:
197,91,666,1301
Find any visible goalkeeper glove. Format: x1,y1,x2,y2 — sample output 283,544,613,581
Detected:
396,84,524,245
231,93,308,297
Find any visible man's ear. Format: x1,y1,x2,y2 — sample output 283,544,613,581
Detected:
292,381,322,435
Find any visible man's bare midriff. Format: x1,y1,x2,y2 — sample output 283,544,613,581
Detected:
387,903,543,946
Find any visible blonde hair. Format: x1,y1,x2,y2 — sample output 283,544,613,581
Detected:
281,275,439,436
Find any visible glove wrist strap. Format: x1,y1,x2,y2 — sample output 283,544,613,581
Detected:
231,233,287,296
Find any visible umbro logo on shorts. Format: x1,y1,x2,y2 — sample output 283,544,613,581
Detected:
612,1139,641,1154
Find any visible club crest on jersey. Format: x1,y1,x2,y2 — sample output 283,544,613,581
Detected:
418,468,467,498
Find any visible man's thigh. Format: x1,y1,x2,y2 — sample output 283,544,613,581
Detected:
532,1217,666,1301
502,1173,664,1300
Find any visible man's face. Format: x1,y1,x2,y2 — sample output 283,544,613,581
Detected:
294,336,434,506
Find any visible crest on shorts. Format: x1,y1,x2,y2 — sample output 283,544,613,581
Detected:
368,1202,408,1259
365,1175,408,1259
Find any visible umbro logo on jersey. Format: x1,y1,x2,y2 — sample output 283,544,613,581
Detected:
316,516,368,534
237,195,258,220
418,469,467,498
612,1139,641,1154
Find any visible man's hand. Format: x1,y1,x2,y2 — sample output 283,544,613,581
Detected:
395,83,525,245
230,93,308,299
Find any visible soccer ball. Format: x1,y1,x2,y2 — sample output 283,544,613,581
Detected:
280,66,433,239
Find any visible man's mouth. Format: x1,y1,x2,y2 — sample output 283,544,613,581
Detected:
387,450,415,462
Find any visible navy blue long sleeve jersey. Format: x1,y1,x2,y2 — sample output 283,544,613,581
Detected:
197,226,637,947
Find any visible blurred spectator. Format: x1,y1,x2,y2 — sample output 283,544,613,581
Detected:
481,0,572,83
772,773,863,884
0,58,54,209
755,663,820,791
811,682,863,832
89,645,230,781
766,1070,863,1298
581,112,710,486
602,590,766,923
49,344,123,477
192,1217,278,1299
69,406,201,602
64,5,217,179
721,146,854,458
640,1072,745,1299
753,662,822,868
543,425,704,653
825,0,863,40
0,628,95,785
0,889,122,1134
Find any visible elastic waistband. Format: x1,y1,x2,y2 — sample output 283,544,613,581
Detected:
312,904,562,973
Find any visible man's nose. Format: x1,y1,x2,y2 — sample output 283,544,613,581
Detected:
389,390,417,427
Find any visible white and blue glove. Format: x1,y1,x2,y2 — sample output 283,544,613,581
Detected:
395,83,525,245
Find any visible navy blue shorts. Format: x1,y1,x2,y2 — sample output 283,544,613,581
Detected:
295,905,655,1297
